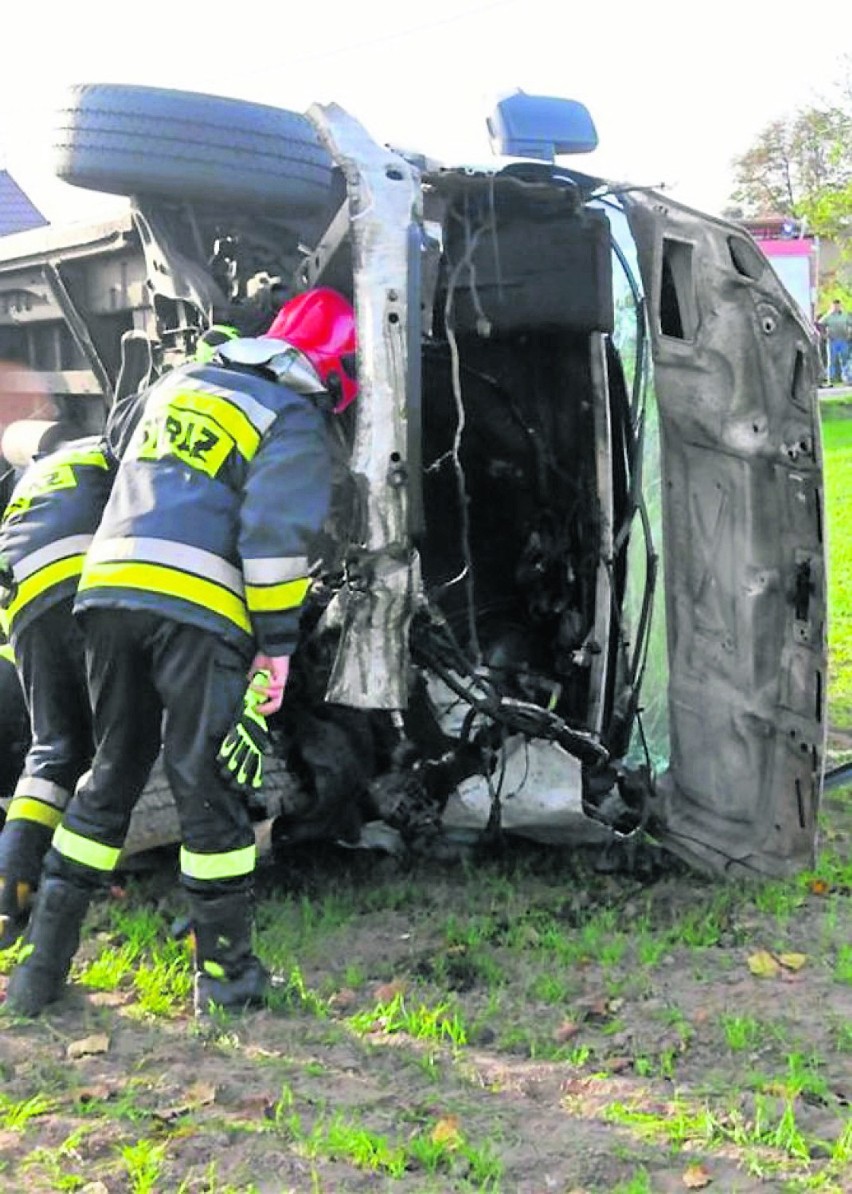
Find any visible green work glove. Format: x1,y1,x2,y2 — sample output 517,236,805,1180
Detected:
217,671,271,796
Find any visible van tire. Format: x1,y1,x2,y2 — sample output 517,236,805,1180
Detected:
122,758,181,860
53,84,334,217
122,754,297,860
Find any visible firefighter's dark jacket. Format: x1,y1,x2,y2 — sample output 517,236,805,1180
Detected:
74,362,335,656
0,437,115,642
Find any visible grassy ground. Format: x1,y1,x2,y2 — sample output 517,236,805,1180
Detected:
0,415,850,1193
1,830,850,1194
822,410,852,739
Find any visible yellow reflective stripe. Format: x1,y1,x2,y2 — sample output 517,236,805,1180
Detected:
6,798,63,830
0,639,14,663
180,843,256,882
177,377,277,435
168,390,261,462
51,447,109,470
53,824,121,872
78,561,252,634
6,555,85,623
245,577,310,613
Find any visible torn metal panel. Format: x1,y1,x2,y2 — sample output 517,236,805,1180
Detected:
622,191,827,876
442,736,612,846
307,102,423,710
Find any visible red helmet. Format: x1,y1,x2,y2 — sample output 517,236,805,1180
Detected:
266,288,357,412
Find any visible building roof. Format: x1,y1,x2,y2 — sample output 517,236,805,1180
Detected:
0,170,48,237
738,213,814,243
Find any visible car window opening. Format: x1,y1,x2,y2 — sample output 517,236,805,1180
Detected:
659,238,697,341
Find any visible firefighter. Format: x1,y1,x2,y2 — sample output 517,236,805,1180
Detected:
5,287,358,1019
0,436,118,949
0,336,232,951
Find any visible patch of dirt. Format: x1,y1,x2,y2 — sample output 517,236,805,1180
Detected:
0,793,850,1192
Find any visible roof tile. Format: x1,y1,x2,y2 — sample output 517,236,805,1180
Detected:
0,170,48,237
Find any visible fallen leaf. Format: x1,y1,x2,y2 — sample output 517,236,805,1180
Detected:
236,1093,276,1117
373,979,406,1004
329,988,358,1011
682,1162,712,1188
576,996,612,1023
809,878,829,896
554,1019,581,1043
243,1045,278,1061
431,1115,463,1148
186,1081,217,1106
602,1056,633,1074
229,1093,272,1112
777,952,808,971
747,950,781,978
67,1033,110,1059
692,1008,711,1025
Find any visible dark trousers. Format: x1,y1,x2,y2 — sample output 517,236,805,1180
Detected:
49,608,255,895
0,600,93,885
14,598,93,796
0,651,30,804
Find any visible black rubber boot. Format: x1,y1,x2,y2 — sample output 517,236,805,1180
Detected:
191,890,269,1017
0,819,54,951
5,877,91,1017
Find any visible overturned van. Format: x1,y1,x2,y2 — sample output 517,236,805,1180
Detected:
0,86,827,877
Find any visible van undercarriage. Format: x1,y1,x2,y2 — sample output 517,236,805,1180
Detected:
0,87,827,877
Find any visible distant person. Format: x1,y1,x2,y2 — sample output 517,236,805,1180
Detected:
819,299,851,386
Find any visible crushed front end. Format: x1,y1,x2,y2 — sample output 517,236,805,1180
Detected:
283,104,825,878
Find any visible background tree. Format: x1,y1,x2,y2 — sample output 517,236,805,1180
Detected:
730,106,851,217
730,57,852,309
